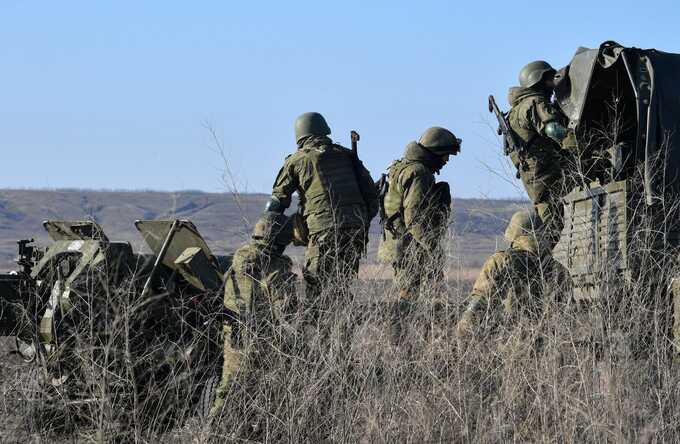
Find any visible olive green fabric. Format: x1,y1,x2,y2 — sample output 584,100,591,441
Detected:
210,324,242,416
302,228,364,317
507,87,573,248
381,142,450,253
271,135,378,236
455,235,554,338
212,240,295,416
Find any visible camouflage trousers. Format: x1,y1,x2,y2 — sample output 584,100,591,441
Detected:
301,228,365,322
392,240,445,302
211,313,287,416
534,198,564,250
211,324,243,416
390,239,445,344
524,174,570,250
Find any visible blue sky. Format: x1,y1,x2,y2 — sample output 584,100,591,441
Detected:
1,1,678,198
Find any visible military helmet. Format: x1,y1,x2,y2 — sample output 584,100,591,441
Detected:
294,112,331,144
252,211,293,246
518,61,556,89
418,127,462,156
504,210,542,243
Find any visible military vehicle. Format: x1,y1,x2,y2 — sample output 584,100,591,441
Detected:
490,40,680,358
549,41,680,301
0,219,229,425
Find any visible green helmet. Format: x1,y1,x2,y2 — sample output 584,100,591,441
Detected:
518,61,556,89
252,211,293,246
418,127,462,155
504,210,542,243
294,112,331,144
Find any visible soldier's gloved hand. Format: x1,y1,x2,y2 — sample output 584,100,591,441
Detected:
455,313,475,351
455,316,473,339
561,129,579,152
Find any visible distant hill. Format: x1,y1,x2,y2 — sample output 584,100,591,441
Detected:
0,189,529,271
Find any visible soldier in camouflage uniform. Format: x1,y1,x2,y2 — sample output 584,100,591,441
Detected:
211,212,296,416
378,127,461,343
266,112,378,321
455,210,567,339
507,61,574,249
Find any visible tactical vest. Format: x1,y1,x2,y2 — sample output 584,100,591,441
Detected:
507,97,566,203
297,144,367,233
381,160,450,235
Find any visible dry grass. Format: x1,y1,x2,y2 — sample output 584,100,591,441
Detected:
1,222,679,443
3,103,680,442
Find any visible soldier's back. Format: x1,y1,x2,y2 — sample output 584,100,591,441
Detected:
288,142,367,232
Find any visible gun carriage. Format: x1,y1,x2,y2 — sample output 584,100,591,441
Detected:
0,219,230,422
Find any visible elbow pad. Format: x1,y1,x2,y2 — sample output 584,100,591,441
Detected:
544,121,568,143
265,196,285,213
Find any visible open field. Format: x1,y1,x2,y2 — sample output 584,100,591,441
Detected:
5,189,678,442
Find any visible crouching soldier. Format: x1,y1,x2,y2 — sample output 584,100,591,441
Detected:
455,210,568,341
211,211,296,416
378,127,461,343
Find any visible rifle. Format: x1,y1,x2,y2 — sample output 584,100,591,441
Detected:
349,130,372,253
488,95,526,176
488,95,520,155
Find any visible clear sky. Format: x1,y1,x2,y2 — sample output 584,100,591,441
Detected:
1,1,679,198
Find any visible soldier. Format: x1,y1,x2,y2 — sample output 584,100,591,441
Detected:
267,112,378,321
507,61,574,249
455,210,567,340
211,211,296,416
378,127,461,343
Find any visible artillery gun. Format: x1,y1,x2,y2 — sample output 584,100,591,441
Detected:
0,219,230,426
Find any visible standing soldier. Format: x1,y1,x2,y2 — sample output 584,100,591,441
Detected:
455,210,568,340
266,112,378,322
506,61,574,248
378,127,461,343
211,212,296,416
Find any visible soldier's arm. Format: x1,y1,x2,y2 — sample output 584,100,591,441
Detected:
401,168,436,247
531,100,571,147
269,156,299,212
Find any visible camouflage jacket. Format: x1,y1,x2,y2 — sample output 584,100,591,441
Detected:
507,87,570,203
456,236,567,336
381,142,450,251
223,240,296,321
271,136,378,236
